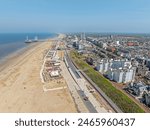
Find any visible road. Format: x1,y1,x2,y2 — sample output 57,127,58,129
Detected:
64,50,110,113
60,60,89,112
65,53,81,79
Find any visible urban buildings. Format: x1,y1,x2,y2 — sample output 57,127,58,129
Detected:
96,59,136,83
127,82,150,97
65,33,150,109
126,82,150,107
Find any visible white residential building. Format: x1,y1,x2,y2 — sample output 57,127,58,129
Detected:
96,59,136,83
96,62,104,73
113,70,124,83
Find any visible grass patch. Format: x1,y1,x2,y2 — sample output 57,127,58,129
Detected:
70,51,144,113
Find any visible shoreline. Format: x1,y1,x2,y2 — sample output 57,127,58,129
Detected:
0,41,45,72
0,33,58,64
0,33,76,112
0,35,58,72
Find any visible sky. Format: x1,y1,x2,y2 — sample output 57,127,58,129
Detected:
0,0,150,33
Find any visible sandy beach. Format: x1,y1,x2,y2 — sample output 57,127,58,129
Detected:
0,37,77,113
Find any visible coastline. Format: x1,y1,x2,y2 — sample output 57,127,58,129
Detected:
0,34,76,112
0,33,58,72
0,33,57,60
0,42,43,72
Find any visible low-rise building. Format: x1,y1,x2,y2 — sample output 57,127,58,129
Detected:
145,93,150,106
50,70,59,77
127,82,150,97
136,65,149,76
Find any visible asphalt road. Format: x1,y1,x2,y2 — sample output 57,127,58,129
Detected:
65,51,98,113
65,53,81,79
78,90,97,113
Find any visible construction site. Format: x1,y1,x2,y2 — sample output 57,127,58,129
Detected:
40,40,66,92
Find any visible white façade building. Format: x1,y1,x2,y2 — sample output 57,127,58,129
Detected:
123,68,136,83
113,69,124,83
96,59,135,83
111,59,132,69
96,59,132,72
96,62,104,73
110,68,136,83
106,69,114,80
104,62,110,73
96,59,110,74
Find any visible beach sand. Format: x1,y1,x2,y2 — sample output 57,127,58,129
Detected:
0,38,77,113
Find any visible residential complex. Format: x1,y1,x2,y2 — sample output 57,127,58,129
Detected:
96,59,136,83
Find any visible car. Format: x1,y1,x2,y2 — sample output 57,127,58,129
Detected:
83,96,89,101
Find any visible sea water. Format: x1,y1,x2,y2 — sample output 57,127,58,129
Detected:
0,33,56,61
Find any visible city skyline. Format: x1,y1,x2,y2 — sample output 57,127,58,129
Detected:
0,0,150,33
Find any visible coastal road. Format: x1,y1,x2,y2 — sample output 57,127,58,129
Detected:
64,50,110,113
65,52,98,112
60,60,89,112
65,53,81,79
